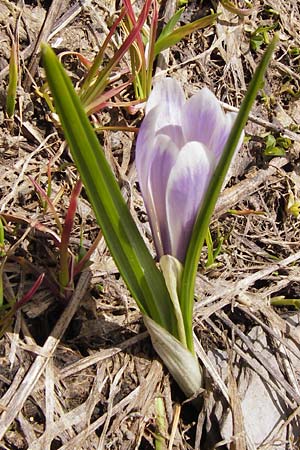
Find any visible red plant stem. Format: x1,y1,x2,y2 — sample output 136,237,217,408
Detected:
59,179,82,289
81,0,152,108
14,273,45,309
80,8,127,97
15,256,62,299
86,77,133,115
123,0,147,63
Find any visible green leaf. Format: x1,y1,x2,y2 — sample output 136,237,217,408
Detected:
154,397,168,450
263,133,290,156
220,0,254,17
250,33,264,51
264,147,286,156
42,44,178,337
6,42,18,118
154,13,218,56
156,7,185,42
180,35,279,352
265,133,276,149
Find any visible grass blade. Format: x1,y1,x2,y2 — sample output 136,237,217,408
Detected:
42,44,177,336
180,35,279,352
6,41,18,118
157,7,185,42
154,13,218,56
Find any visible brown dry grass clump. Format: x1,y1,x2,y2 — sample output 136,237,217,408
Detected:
0,1,300,449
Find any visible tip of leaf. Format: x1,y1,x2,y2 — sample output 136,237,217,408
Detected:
41,42,51,58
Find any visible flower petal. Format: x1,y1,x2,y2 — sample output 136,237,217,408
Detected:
136,79,186,200
146,78,185,127
135,106,160,204
156,124,185,149
166,142,213,262
182,87,237,161
211,111,244,163
148,135,178,257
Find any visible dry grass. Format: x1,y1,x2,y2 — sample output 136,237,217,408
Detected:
0,0,300,449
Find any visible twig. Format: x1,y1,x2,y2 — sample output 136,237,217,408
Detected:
220,101,300,143
214,157,289,218
217,310,300,404
0,2,84,81
23,0,65,89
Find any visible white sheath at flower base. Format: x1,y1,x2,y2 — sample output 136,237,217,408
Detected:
143,315,203,399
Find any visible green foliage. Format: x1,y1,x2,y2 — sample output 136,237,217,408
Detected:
287,191,300,218
271,296,300,309
6,41,18,118
205,228,224,269
0,219,5,258
288,47,300,57
180,35,278,351
154,13,218,56
220,0,253,16
42,35,278,357
157,7,185,42
42,44,178,337
263,133,291,156
42,2,218,115
154,397,168,450
250,23,278,52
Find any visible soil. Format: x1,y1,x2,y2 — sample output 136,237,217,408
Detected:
0,0,300,449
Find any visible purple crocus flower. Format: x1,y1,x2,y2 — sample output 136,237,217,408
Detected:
136,78,243,263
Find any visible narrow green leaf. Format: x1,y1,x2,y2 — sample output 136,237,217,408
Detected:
155,397,168,450
42,44,177,336
6,42,18,118
180,35,279,352
205,228,214,268
81,0,151,109
154,13,218,56
156,7,185,43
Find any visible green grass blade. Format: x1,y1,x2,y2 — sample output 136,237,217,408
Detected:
6,42,18,118
42,44,177,336
154,13,218,56
156,7,184,42
180,35,279,352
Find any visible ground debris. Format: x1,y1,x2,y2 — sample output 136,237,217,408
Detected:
0,0,300,449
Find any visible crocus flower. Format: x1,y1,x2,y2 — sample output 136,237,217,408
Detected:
136,78,244,262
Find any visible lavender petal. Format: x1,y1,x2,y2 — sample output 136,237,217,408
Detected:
166,142,214,262
182,87,237,161
148,135,179,257
135,106,160,210
146,78,185,128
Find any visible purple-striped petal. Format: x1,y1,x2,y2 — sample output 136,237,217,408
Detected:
148,135,179,257
156,124,185,149
135,78,244,262
182,87,237,161
166,142,214,262
211,111,245,164
210,111,244,163
136,106,160,206
146,78,185,127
